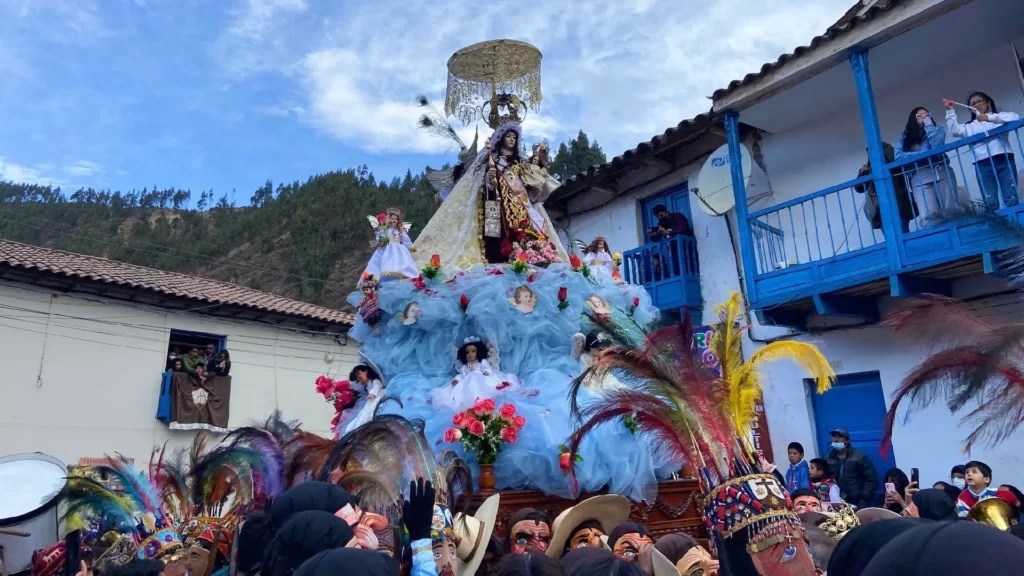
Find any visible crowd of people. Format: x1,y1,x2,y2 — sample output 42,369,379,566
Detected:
166,343,232,381
854,91,1020,234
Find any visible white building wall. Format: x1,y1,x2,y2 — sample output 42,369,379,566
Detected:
0,281,359,467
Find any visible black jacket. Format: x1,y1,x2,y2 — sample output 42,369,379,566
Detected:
826,446,878,506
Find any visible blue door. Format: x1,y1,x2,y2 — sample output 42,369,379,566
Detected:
641,184,692,238
808,371,895,504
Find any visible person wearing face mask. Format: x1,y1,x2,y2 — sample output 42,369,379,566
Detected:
950,465,967,490
944,92,1021,211
826,428,878,510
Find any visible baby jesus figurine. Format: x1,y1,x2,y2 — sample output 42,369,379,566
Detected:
519,142,561,203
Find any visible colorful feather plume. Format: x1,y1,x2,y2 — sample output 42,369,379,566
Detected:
89,454,168,527
568,318,744,490
225,426,286,498
61,473,137,532
883,295,1024,453
711,292,834,444
284,430,335,487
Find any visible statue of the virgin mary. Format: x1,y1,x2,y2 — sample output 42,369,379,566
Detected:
413,40,568,269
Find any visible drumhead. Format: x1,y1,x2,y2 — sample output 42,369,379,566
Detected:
0,453,67,523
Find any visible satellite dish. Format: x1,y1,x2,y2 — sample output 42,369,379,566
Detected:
695,143,751,216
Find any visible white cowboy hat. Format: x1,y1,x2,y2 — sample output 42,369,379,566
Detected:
454,493,500,576
547,494,631,559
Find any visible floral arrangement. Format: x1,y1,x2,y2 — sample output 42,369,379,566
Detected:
315,375,361,433
569,254,590,278
510,252,529,275
612,252,622,266
444,399,526,465
503,237,561,268
421,254,442,280
557,287,569,310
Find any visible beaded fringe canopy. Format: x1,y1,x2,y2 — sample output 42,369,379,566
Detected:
445,40,542,128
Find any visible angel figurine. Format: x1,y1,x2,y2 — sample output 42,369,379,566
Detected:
576,236,617,285
571,330,623,392
363,207,419,279
430,337,518,411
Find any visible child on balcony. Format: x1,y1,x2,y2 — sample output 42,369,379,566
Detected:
895,106,959,225
944,93,1020,211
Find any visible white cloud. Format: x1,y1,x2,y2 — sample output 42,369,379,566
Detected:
215,0,309,79
64,160,104,177
0,158,66,186
225,0,854,156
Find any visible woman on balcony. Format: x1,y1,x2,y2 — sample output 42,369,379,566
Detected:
944,93,1020,211
895,106,959,225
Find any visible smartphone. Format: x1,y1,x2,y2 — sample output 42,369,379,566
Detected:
911,468,920,485
64,529,81,576
885,482,896,493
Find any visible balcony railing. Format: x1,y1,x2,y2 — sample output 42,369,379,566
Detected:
745,118,1024,308
623,235,703,313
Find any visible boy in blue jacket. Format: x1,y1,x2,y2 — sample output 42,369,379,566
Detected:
786,441,811,491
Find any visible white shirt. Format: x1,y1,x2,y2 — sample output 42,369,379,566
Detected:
946,109,1020,162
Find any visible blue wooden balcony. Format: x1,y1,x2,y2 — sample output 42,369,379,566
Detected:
622,235,703,319
740,118,1024,326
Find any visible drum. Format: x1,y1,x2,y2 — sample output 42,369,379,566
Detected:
0,453,68,574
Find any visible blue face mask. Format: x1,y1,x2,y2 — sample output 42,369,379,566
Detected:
831,441,846,450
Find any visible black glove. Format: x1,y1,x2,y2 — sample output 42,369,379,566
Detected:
402,477,435,541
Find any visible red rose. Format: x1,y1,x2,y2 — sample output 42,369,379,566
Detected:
468,420,486,436
500,427,518,443
459,294,469,310
632,296,640,308
499,403,517,419
559,452,571,473
516,252,528,263
315,376,334,397
500,244,513,257
333,379,351,393
526,272,536,283
474,398,496,414
496,381,511,390
443,428,462,443
429,254,440,268
376,213,386,224
452,412,468,427
512,415,527,429
569,254,582,268
557,287,567,301
516,231,527,242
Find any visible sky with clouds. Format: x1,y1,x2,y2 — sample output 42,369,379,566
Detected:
0,0,854,202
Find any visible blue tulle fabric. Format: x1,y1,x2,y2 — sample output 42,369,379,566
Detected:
345,264,672,501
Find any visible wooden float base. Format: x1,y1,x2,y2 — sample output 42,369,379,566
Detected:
463,479,707,540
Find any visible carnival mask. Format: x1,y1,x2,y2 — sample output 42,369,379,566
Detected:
432,504,458,576
793,495,822,514
677,546,720,576
186,545,210,576
568,526,604,550
162,551,188,576
612,533,653,563
509,519,551,554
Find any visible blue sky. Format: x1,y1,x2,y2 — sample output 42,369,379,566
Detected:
0,0,852,204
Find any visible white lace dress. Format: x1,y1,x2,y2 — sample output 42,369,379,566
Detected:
363,227,419,279
343,379,385,434
430,359,517,412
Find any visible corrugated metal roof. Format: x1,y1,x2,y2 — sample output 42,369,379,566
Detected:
711,0,896,102
0,239,354,326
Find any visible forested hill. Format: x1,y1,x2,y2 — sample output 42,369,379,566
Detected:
0,166,439,310
0,131,606,311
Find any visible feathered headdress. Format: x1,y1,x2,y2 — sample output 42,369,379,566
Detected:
710,292,834,453
881,293,1024,453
